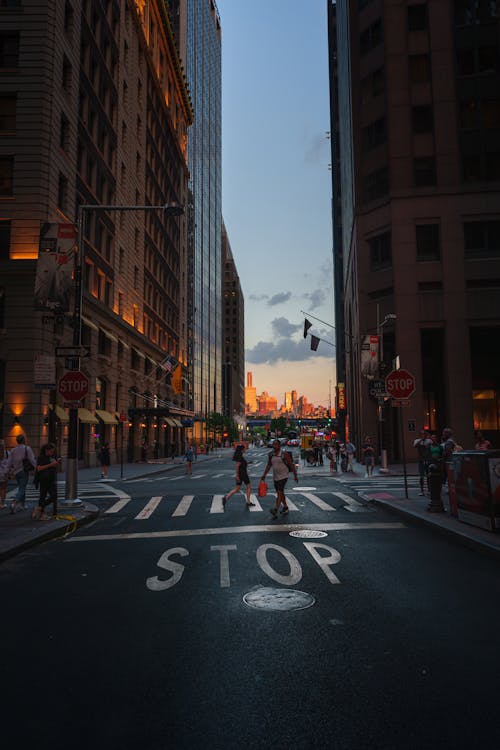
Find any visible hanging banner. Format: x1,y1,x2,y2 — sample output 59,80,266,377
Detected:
34,222,76,312
171,364,183,395
360,335,379,377
337,383,346,411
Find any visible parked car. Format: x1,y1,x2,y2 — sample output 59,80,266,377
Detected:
287,438,299,447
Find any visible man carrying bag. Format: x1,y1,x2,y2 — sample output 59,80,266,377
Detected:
7,434,36,513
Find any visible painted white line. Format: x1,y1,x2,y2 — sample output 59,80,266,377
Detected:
189,473,207,480
210,494,225,513
105,498,131,514
172,495,195,517
67,521,406,542
301,493,337,511
212,473,225,478
283,496,299,510
248,494,263,512
331,491,374,513
166,476,183,481
135,496,163,520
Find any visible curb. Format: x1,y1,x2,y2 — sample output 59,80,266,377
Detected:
0,503,99,564
363,494,500,560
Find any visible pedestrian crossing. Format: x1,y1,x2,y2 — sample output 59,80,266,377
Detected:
103,490,373,519
335,474,421,492
6,480,130,504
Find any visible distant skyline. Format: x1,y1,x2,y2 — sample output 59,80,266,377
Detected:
217,0,335,407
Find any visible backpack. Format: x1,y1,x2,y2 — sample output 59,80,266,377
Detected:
269,449,293,472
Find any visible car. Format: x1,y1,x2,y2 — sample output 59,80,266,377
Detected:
287,438,299,447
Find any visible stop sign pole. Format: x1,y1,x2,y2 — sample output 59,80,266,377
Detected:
385,367,417,499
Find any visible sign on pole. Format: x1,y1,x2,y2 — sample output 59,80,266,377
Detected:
385,368,416,401
58,370,89,407
34,222,77,313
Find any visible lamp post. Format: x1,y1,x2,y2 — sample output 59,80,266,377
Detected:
64,202,184,504
376,308,396,473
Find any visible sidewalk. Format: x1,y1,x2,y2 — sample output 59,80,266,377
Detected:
320,460,500,559
0,451,221,563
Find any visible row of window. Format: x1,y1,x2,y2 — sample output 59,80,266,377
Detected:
368,219,500,270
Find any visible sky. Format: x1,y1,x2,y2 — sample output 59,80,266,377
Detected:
216,0,335,408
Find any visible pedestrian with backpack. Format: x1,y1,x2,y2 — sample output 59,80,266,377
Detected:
261,439,298,518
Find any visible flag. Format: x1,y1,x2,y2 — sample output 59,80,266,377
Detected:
303,318,313,338
171,364,183,395
310,335,320,352
161,355,177,373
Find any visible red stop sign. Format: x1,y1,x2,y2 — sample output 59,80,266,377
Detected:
58,370,89,401
385,368,416,400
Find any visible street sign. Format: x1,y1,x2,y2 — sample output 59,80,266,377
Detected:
369,379,387,398
385,368,416,400
56,346,91,358
58,370,89,403
391,399,410,407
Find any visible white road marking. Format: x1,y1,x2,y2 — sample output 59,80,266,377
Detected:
211,545,237,587
212,473,226,478
135,496,163,520
189,473,207,480
172,495,195,517
67,521,405,542
105,497,131,514
331,491,374,513
301,492,337,511
210,494,225,513
248,494,263,512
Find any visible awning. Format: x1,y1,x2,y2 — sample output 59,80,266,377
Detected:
78,408,98,424
172,418,183,428
82,316,99,331
119,339,130,350
95,409,118,425
50,405,69,424
132,348,145,359
165,418,176,427
100,328,119,343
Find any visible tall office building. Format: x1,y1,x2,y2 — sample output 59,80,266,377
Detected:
0,0,191,462
177,0,222,440
245,372,257,415
329,0,500,455
221,222,245,419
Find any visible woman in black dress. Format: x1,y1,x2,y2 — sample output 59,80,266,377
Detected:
222,445,254,508
99,441,110,478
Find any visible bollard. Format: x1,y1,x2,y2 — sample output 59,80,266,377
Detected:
427,465,445,512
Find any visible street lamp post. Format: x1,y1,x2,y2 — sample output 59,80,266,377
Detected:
376,308,396,474
64,203,184,504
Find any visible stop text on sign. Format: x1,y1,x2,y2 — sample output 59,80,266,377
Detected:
146,542,342,591
385,368,416,399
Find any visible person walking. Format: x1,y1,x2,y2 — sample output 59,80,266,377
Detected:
345,439,356,473
98,441,110,479
222,444,254,508
184,443,194,475
6,434,36,513
261,439,298,518
32,442,60,520
0,438,10,508
362,436,375,477
413,430,432,495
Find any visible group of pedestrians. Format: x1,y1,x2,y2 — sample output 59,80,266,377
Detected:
222,439,298,519
0,434,59,520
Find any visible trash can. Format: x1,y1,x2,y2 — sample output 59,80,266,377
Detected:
453,450,500,531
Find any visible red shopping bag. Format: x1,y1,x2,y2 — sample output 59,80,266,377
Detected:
258,480,268,498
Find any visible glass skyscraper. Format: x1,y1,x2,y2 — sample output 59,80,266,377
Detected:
174,0,222,438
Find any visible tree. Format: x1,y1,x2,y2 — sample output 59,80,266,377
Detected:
270,416,287,436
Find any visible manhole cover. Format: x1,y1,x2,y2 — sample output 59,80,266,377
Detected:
292,486,316,491
289,529,328,538
243,587,315,611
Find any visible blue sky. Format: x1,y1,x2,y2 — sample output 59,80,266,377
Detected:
217,0,335,407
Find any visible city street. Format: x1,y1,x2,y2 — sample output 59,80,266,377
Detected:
2,446,499,750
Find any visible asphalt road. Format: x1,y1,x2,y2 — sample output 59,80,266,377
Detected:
2,447,499,750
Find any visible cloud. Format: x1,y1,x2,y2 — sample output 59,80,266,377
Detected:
271,317,301,338
249,293,269,301
303,288,327,308
246,339,316,364
267,292,291,306
304,132,330,165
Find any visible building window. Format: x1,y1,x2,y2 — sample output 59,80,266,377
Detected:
360,18,382,56
57,173,68,212
412,105,433,133
362,117,386,151
0,220,11,260
409,54,431,83
368,231,392,270
455,0,499,27
414,156,436,186
0,286,5,328
457,46,498,76
464,220,500,259
96,377,107,408
60,114,70,151
0,156,14,195
416,224,441,261
363,166,389,203
0,95,16,132
62,55,72,91
64,1,74,32
0,33,19,67
408,3,428,31
98,331,111,357
133,266,139,290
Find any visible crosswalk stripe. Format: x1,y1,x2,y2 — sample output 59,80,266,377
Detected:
105,497,131,514
172,495,195,517
210,494,225,514
248,494,262,512
300,492,337,511
331,491,373,513
189,473,207,480
135,496,163,520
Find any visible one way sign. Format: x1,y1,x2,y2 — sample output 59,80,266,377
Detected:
55,346,91,358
